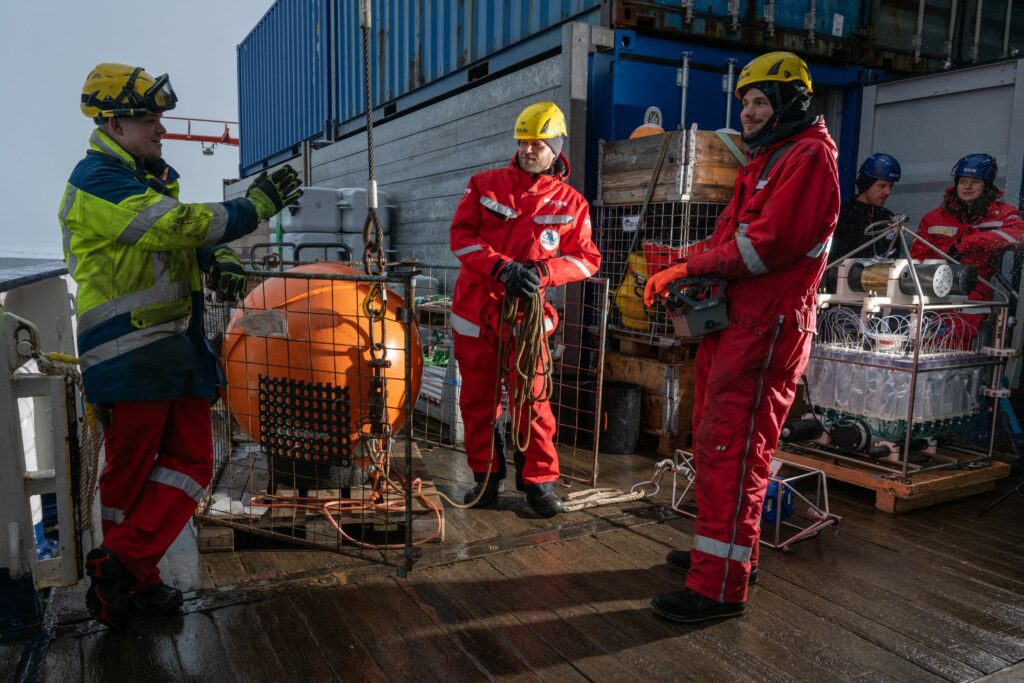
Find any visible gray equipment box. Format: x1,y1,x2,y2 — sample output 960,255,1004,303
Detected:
337,188,390,235
278,187,392,235
279,187,344,233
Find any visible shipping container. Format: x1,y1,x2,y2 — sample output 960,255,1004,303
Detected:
611,0,863,40
237,0,330,174
585,31,877,201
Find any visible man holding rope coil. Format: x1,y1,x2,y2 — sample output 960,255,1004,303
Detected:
448,102,601,517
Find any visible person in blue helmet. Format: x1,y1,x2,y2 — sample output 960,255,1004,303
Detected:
831,153,902,260
912,153,1023,341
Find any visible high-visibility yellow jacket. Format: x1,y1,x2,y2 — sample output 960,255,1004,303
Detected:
58,129,259,404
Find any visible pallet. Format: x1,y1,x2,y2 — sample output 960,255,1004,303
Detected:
196,443,445,552
774,448,1011,514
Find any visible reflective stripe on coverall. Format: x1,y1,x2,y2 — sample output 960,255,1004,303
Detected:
682,118,840,603
60,129,258,588
449,154,601,484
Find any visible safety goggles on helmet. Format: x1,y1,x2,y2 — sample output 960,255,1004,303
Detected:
82,66,178,120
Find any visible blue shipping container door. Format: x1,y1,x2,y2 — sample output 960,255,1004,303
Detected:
238,0,330,176
333,0,601,126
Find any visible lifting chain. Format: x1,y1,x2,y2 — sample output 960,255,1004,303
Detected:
359,0,390,458
360,0,386,279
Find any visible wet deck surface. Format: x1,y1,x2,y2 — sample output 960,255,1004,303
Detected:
4,445,1024,682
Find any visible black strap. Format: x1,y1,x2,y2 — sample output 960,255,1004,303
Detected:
758,141,797,184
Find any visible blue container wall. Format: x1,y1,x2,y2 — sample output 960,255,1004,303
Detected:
238,0,330,174
621,0,862,38
333,0,601,125
586,31,874,201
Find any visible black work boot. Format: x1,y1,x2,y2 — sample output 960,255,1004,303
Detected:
651,588,746,623
85,546,131,628
513,450,527,492
463,471,505,507
665,549,759,585
523,482,565,517
129,582,184,619
465,435,507,507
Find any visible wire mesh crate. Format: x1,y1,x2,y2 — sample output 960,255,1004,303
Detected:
199,259,438,567
406,264,610,488
594,200,726,341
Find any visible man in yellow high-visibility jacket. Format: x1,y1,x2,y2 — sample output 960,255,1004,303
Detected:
60,63,302,627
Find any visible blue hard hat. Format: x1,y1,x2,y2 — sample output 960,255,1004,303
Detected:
858,153,901,183
951,153,997,183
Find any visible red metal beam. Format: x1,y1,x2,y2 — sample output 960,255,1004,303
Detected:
162,116,239,146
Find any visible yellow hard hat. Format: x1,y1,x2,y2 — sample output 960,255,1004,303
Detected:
81,63,177,121
514,102,567,140
735,52,812,97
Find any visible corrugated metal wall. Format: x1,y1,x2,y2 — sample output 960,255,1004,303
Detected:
239,0,599,176
237,0,330,173
311,56,563,267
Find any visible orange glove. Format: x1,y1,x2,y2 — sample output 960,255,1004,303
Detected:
643,261,688,307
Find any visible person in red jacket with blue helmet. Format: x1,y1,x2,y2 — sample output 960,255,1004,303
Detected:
912,154,1024,342
643,52,840,622
449,102,601,518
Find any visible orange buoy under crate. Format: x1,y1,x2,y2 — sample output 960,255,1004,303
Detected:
220,263,423,465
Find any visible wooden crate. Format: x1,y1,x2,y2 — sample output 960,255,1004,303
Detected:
603,351,696,455
599,124,745,205
775,448,1011,514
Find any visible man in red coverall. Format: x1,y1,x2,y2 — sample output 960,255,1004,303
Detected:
912,154,1024,342
449,102,601,517
643,52,840,622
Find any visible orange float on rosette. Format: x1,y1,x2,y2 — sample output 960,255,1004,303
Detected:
220,263,423,468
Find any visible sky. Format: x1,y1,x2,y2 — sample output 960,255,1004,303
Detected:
0,1,276,258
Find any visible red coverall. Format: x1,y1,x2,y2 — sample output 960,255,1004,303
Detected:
682,119,839,603
911,190,1024,338
449,154,601,484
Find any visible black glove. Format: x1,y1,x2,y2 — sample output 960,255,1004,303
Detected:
245,164,303,221
497,261,542,298
211,247,247,302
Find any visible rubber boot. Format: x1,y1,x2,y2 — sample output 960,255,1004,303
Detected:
85,546,131,628
464,426,507,507
523,481,565,518
129,582,184,619
651,589,746,623
513,450,527,492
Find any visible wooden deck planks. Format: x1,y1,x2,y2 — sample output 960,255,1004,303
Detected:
398,566,554,682
30,452,1024,681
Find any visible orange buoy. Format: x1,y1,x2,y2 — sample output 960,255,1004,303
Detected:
221,263,422,466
